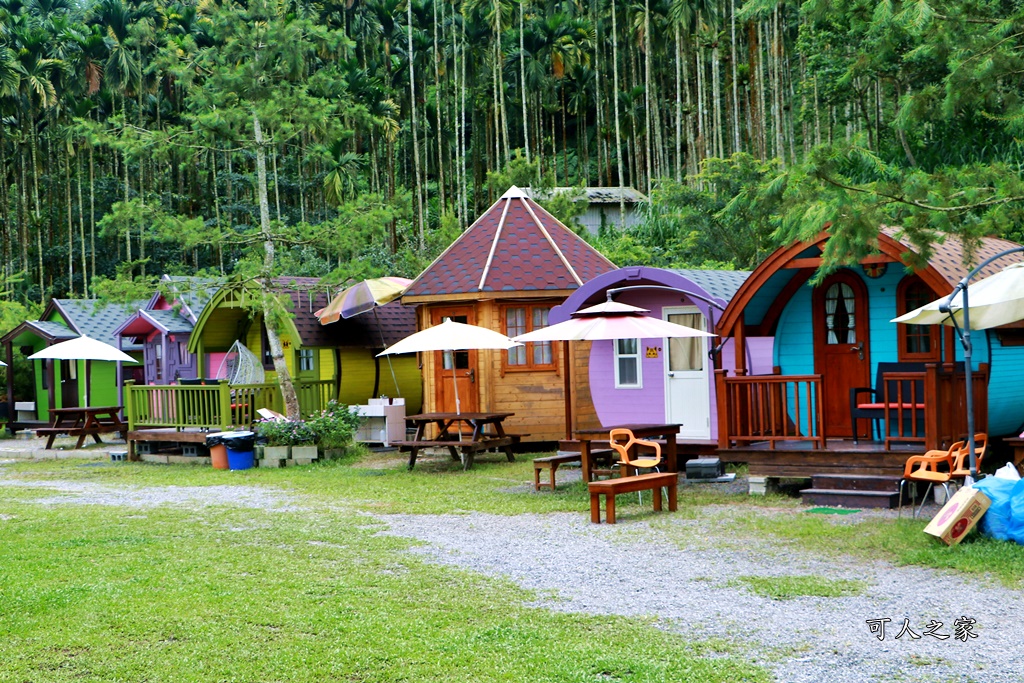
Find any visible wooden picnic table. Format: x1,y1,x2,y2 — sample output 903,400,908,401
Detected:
36,405,127,449
573,423,681,482
395,412,519,471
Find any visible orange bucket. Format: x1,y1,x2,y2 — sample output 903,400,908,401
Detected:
209,444,229,470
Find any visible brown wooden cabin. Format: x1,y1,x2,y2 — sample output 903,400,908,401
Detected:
713,228,1024,484
400,186,618,442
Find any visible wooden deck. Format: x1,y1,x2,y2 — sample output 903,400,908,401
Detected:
127,428,212,461
719,439,920,478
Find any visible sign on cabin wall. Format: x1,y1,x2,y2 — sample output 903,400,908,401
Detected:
646,346,661,358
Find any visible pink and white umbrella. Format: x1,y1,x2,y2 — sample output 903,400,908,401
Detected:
513,301,716,342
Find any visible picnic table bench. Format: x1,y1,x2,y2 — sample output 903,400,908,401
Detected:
36,406,127,449
588,472,679,524
396,412,519,470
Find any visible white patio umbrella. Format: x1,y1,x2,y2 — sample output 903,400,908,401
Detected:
892,250,1024,478
377,318,521,415
514,300,716,440
28,335,138,406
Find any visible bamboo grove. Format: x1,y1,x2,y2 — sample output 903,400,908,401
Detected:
2,0,1024,306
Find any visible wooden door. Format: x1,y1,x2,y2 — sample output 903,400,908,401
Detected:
430,306,479,414
813,271,870,439
60,359,79,408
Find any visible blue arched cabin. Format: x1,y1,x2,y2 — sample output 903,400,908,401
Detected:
715,228,1024,484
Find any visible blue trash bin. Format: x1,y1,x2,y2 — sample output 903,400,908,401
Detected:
222,431,256,471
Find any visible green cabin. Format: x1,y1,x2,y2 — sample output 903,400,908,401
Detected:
186,277,422,414
2,299,144,429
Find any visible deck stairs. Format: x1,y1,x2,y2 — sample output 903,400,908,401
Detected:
800,474,905,509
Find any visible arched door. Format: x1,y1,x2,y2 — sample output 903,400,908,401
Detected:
812,271,871,439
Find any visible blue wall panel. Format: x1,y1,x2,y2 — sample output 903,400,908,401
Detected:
987,334,1024,435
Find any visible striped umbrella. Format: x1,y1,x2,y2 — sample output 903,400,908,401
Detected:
315,277,413,325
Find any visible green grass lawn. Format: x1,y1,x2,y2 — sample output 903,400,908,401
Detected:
2,450,1023,681
0,454,769,683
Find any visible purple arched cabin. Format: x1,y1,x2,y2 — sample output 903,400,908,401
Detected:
552,266,774,441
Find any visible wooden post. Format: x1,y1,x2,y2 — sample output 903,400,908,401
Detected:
219,379,232,431
4,341,13,421
924,363,939,450
124,380,136,431
715,368,730,450
734,319,748,376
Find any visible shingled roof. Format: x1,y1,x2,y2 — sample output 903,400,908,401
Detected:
403,186,617,300
880,227,1023,286
48,299,144,351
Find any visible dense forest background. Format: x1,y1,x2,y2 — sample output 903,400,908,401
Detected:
2,0,1024,324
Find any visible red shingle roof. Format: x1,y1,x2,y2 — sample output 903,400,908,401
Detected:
403,187,617,298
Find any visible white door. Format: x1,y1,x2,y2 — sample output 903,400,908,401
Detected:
664,307,711,439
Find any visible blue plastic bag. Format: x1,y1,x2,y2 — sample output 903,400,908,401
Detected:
1007,479,1024,545
972,477,1018,541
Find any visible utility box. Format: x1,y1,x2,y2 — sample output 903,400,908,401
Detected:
351,398,406,447
686,457,724,479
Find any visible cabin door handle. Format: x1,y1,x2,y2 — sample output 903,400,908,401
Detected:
468,368,476,384
849,341,864,360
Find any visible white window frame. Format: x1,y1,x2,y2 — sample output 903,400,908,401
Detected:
297,348,315,373
614,338,643,389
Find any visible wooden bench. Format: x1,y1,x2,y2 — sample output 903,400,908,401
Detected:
393,436,516,471
532,452,582,491
36,425,128,449
588,472,678,524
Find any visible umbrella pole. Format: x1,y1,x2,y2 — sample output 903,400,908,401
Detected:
563,340,572,441
373,308,402,398
962,288,978,480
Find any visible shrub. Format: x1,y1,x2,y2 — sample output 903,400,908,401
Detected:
306,401,363,451
255,418,316,446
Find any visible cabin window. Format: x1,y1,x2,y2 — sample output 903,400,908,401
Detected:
177,342,190,366
502,305,554,370
614,339,642,388
897,277,941,361
260,324,274,370
154,343,163,381
824,283,856,344
297,348,315,373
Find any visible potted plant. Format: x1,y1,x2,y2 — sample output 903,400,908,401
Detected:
287,420,319,464
307,401,364,460
256,418,316,462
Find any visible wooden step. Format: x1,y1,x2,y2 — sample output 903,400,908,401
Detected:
809,473,901,492
800,488,902,509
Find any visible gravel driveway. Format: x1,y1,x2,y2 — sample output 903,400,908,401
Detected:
3,468,1021,683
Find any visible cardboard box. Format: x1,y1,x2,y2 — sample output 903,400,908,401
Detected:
923,486,991,546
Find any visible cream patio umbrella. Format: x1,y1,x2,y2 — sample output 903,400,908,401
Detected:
378,318,521,415
514,300,716,440
892,249,1024,479
28,335,138,406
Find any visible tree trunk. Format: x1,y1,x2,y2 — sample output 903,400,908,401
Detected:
409,1,425,249
253,111,300,420
611,0,625,227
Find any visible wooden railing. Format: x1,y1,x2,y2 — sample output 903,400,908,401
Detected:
716,371,824,450
880,371,926,448
715,364,989,452
125,379,335,431
925,364,989,451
